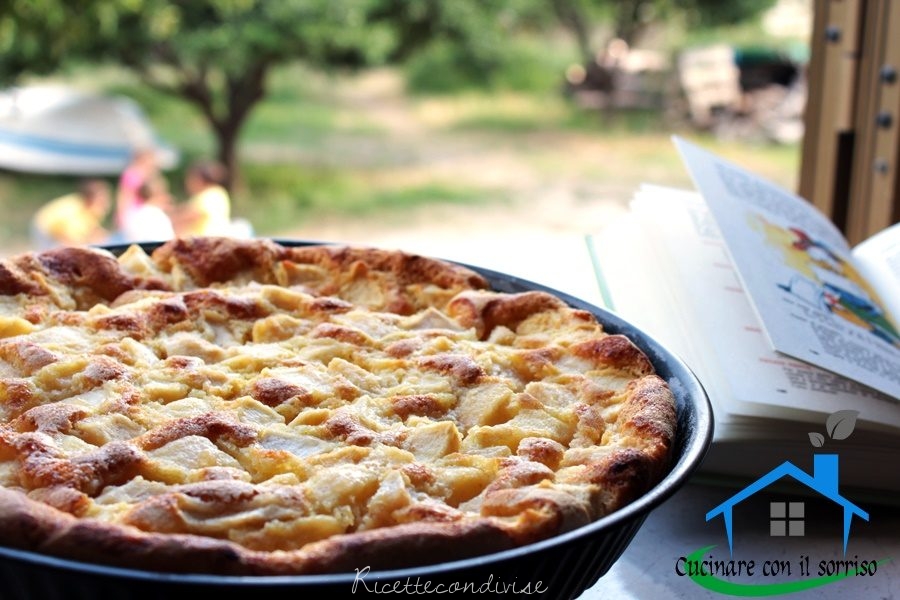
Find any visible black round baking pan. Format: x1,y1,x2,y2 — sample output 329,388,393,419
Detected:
0,240,713,600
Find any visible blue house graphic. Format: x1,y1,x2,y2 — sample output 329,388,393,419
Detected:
706,454,868,555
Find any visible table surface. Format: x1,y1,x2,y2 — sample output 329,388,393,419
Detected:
578,482,900,599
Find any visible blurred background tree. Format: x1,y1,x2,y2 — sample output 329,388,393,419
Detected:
0,0,96,84
0,0,780,190
1,0,544,190
552,0,777,63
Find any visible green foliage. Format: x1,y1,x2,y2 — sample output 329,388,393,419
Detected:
678,0,779,28
491,41,577,93
0,0,97,84
552,0,778,57
395,0,564,94
406,36,577,95
405,41,498,94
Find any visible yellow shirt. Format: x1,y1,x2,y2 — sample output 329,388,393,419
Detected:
182,186,231,236
33,194,100,243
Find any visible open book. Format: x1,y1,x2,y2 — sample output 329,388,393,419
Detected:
588,137,900,495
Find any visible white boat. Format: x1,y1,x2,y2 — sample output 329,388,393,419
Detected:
0,85,178,176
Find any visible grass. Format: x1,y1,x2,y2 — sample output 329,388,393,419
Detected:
240,163,498,235
242,66,387,147
434,93,669,136
412,90,798,191
0,37,803,253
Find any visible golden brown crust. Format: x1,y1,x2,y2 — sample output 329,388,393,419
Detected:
447,290,567,338
617,375,678,479
151,237,286,287
277,244,490,314
147,238,489,314
0,486,540,575
571,335,655,376
0,256,46,297
0,238,676,575
38,247,164,305
0,247,169,310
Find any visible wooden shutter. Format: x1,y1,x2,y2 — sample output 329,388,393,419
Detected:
800,0,900,244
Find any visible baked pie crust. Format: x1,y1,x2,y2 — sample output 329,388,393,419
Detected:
0,238,675,574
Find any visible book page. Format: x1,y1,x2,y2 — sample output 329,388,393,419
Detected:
674,136,900,400
625,187,900,433
852,221,900,320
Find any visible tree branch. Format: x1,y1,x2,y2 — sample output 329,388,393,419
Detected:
551,0,593,64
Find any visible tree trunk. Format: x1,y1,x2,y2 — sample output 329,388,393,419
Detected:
213,121,241,194
613,0,652,48
214,63,269,194
155,60,269,195
552,0,594,64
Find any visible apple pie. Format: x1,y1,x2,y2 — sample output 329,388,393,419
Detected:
0,238,675,574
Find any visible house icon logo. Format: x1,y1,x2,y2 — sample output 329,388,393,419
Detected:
706,410,869,556
681,413,886,595
706,453,869,555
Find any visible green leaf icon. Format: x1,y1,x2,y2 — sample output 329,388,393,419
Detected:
826,410,859,440
809,432,825,447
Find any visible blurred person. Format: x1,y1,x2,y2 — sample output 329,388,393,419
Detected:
116,148,160,230
31,179,111,249
120,175,175,243
171,160,232,237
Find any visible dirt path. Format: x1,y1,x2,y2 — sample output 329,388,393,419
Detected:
279,71,647,274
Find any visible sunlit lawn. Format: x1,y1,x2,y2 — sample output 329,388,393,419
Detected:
0,64,800,253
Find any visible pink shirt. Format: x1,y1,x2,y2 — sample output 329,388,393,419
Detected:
116,167,146,229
